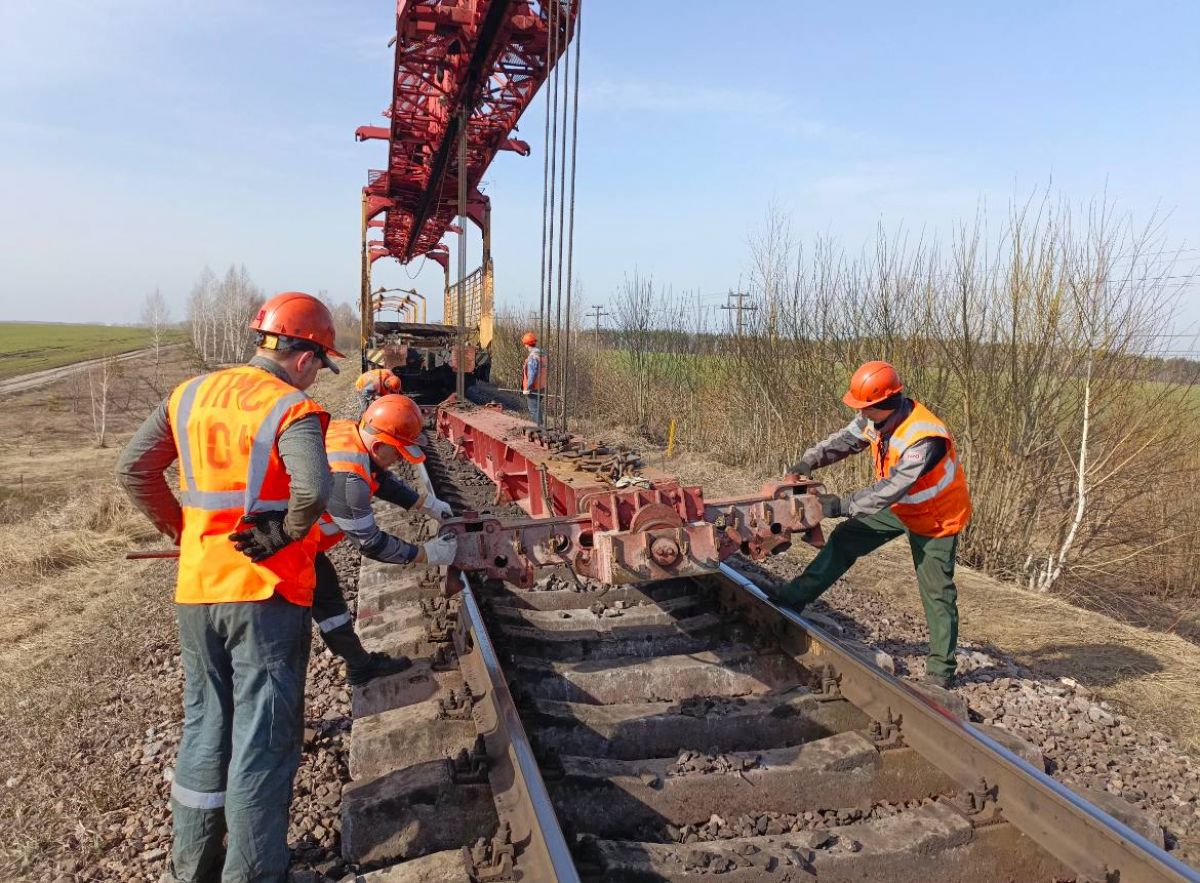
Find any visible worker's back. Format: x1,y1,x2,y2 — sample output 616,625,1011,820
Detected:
167,364,327,606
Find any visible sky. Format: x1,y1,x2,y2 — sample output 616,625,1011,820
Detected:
2,0,1199,347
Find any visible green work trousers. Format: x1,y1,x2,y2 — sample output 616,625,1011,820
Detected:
776,508,960,679
170,593,311,883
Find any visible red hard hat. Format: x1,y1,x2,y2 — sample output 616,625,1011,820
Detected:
843,360,904,409
381,371,402,394
360,394,425,464
250,292,345,367
522,331,537,346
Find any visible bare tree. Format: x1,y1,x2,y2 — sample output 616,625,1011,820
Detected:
186,265,264,366
187,267,218,363
140,287,171,388
88,355,116,447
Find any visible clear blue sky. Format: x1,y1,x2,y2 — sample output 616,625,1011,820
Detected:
2,1,1198,338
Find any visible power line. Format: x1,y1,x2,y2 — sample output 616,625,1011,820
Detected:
720,290,758,336
586,303,610,332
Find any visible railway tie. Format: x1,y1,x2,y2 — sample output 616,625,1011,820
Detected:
339,438,1200,883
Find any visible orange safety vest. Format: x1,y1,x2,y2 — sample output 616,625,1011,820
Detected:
355,369,395,395
168,365,329,606
523,348,547,392
314,419,381,552
870,400,972,538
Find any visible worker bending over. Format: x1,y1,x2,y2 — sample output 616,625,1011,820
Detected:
521,330,546,424
117,292,341,882
313,394,457,684
776,361,972,689
354,367,401,415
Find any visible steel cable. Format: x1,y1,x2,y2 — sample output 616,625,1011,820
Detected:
551,3,572,430
542,2,562,409
536,0,559,359
559,0,583,430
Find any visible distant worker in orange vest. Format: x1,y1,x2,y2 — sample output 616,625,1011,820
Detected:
774,361,972,689
314,394,457,684
355,367,401,415
521,330,546,425
117,291,343,882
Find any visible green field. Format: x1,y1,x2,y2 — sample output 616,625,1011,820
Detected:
0,322,187,380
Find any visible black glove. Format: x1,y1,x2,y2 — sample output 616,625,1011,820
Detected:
229,511,295,562
818,493,845,519
786,457,817,479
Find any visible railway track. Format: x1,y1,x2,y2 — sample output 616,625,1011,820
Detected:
339,435,1200,883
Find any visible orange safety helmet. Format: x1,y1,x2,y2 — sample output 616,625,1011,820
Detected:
521,331,538,346
360,394,425,464
843,360,904,409
250,292,345,371
380,371,402,394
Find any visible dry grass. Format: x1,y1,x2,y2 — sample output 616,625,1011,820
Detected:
0,350,354,879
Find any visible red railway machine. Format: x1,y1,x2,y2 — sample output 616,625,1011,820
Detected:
434,403,828,590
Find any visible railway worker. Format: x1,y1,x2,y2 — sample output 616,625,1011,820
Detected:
313,393,457,685
116,291,343,882
355,367,402,415
775,360,972,689
521,330,546,424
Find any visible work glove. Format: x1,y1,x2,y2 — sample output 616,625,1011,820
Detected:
229,511,295,562
421,533,458,567
817,493,846,519
522,389,530,396
423,497,454,520
786,456,817,479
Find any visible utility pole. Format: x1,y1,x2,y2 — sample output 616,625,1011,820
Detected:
720,290,758,336
587,304,611,334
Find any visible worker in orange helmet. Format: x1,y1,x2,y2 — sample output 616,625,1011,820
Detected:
520,330,546,425
116,291,343,881
312,394,457,685
775,360,972,690
355,367,402,415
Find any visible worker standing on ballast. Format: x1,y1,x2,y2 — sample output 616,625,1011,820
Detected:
521,330,546,424
313,394,457,684
116,291,342,882
774,361,972,689
355,367,402,415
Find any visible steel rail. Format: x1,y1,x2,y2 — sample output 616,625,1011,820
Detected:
718,562,1200,883
453,573,581,882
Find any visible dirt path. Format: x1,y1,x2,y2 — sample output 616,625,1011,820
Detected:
0,346,177,396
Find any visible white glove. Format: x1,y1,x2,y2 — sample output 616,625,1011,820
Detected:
423,498,453,520
422,533,458,567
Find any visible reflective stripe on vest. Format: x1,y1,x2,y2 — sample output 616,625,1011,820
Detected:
168,366,328,606
901,454,958,504
318,420,382,551
325,420,379,493
871,400,972,538
174,381,312,515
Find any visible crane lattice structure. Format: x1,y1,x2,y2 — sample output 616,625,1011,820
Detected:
357,1,577,274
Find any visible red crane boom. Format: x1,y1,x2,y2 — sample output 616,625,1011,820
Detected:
357,0,576,265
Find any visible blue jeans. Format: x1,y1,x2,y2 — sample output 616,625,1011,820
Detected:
526,391,543,425
171,594,311,883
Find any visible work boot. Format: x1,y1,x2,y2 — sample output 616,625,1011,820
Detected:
921,672,956,690
347,651,413,686
323,623,412,685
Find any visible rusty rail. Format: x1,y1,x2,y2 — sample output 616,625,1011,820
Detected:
452,572,581,881
716,562,1200,883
